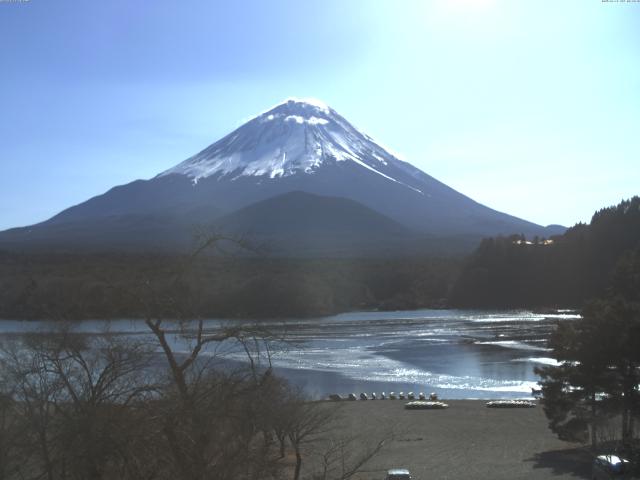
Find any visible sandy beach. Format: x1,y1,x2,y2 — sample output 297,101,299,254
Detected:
323,399,593,480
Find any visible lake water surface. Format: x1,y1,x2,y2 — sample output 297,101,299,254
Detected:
0,309,579,399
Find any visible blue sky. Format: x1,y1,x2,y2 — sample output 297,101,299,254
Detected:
1,0,638,230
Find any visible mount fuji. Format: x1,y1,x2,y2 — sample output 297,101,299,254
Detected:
0,98,563,255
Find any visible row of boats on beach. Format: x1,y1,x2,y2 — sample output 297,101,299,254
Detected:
328,392,537,409
328,391,440,401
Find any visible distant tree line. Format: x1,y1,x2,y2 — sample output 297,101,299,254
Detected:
2,197,639,320
0,253,460,320
450,197,640,309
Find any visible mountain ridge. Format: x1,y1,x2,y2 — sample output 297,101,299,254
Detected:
0,98,565,255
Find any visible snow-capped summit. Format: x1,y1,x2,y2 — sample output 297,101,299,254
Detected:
160,98,418,191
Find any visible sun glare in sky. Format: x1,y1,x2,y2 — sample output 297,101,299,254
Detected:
439,0,496,10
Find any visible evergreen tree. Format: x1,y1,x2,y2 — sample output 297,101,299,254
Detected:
537,294,640,449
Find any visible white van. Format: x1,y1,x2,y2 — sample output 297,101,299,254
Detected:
386,468,412,480
592,455,633,479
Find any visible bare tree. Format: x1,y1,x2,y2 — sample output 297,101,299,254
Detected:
281,389,337,480
141,314,292,480
126,233,293,480
1,336,63,480
268,385,392,480
0,330,156,480
310,431,390,480
0,376,23,480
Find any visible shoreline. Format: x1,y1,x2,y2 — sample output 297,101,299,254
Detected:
0,310,559,402
275,362,541,401
0,305,579,323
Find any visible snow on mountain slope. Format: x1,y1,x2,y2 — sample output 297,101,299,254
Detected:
160,98,422,193
0,97,564,255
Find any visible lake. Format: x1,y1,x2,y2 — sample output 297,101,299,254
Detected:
0,309,578,399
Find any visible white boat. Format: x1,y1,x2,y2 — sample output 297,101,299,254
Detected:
486,400,536,408
404,401,449,410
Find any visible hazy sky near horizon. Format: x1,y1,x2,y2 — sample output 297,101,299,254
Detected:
1,0,639,230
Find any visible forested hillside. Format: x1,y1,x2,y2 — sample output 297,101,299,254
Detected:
451,197,640,308
0,253,460,319
4,197,638,319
